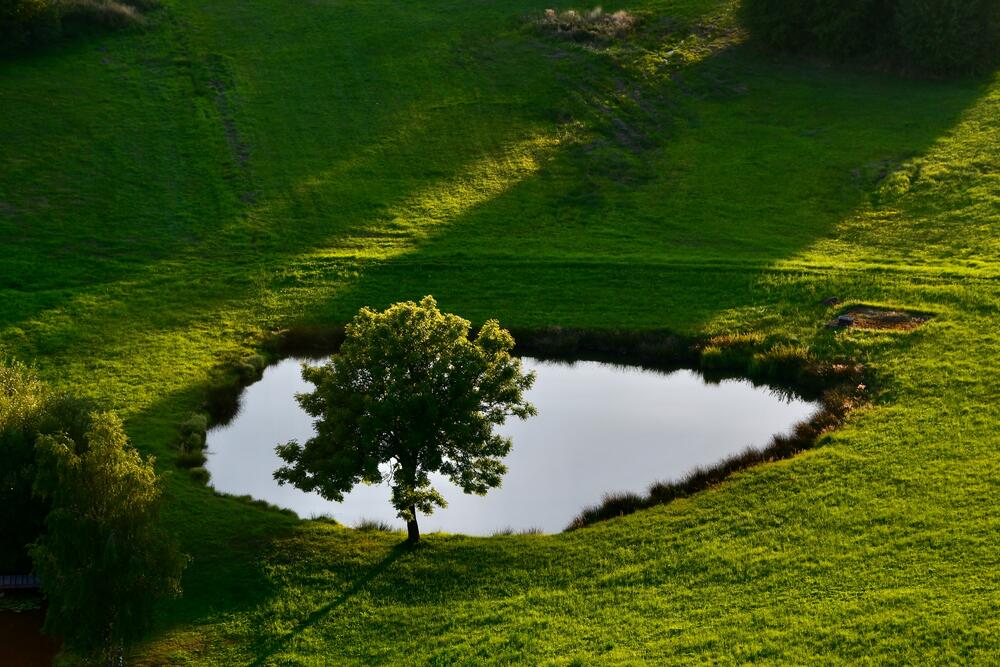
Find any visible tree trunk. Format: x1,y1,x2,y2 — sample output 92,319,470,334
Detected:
406,506,420,543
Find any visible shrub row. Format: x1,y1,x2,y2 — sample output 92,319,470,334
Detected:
740,0,1000,74
1,0,155,54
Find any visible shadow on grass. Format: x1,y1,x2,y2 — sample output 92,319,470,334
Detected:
247,543,411,666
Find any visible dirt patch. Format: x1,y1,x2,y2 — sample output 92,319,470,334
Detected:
829,306,931,331
534,7,638,42
0,607,60,667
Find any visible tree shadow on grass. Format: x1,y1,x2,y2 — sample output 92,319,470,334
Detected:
266,39,990,332
246,543,411,666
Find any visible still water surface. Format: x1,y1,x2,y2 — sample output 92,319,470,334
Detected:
207,358,817,534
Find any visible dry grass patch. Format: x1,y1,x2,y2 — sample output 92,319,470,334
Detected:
536,6,638,41
830,306,932,331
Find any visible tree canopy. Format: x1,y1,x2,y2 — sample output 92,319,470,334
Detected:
31,411,187,663
0,359,48,572
275,296,536,542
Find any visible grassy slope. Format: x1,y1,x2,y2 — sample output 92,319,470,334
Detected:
2,0,999,663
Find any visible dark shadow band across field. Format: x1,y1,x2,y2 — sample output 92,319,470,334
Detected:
1,9,989,344
247,544,411,667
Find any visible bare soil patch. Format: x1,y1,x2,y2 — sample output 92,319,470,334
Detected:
830,306,931,331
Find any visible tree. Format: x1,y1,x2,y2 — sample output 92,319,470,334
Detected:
30,411,187,665
1,358,100,572
275,296,536,543
0,359,47,572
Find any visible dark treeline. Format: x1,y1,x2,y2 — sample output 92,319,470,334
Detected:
741,0,1000,75
1,0,157,54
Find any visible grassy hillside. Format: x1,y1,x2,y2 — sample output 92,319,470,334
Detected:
2,0,999,663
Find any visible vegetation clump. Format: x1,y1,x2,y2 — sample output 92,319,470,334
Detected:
0,359,186,662
175,412,209,470
536,6,638,41
1,0,155,53
740,0,1000,74
0,359,49,573
32,411,187,664
274,297,536,543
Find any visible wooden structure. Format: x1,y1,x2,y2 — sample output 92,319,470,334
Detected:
0,575,40,591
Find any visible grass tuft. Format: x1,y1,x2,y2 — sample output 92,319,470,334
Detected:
355,518,398,532
535,6,638,41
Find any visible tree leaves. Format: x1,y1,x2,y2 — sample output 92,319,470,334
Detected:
274,297,535,536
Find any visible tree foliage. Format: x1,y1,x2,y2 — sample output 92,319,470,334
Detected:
1,359,101,572
740,0,1000,74
275,297,536,542
30,411,187,662
0,359,48,572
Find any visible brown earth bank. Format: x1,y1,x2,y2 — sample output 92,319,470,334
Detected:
0,607,60,667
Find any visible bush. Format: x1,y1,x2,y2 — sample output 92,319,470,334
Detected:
32,412,187,662
0,359,48,571
0,0,61,52
1,0,153,54
60,0,141,31
355,518,396,532
180,413,208,438
176,448,207,469
895,0,1000,73
809,0,896,58
740,0,1000,74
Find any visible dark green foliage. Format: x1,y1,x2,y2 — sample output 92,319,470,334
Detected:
0,0,153,54
0,0,61,52
355,518,397,532
236,354,267,383
30,412,187,663
741,0,895,56
176,448,207,468
275,297,536,542
740,0,1000,73
188,466,211,484
180,413,209,436
176,411,209,470
895,0,1000,72
0,361,97,572
0,360,47,572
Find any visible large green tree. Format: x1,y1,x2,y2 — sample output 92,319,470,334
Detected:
1,359,100,572
31,411,187,664
275,296,536,542
0,359,47,572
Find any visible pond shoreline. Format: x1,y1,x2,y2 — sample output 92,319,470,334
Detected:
182,326,867,530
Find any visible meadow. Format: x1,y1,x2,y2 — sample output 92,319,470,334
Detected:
1,0,999,662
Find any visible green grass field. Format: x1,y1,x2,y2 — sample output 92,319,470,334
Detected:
2,0,999,663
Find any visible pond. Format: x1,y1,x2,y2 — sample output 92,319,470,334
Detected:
206,357,818,534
